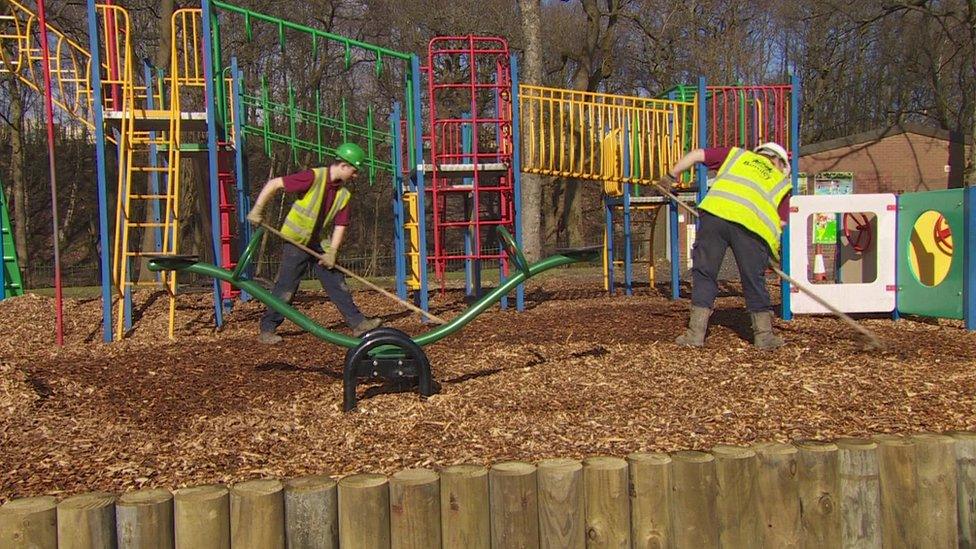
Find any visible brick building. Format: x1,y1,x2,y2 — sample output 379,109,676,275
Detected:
799,123,972,193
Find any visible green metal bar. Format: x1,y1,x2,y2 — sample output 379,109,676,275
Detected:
239,93,393,139
367,105,375,183
239,129,395,173
405,76,415,174
341,96,348,142
315,89,323,163
261,76,271,156
244,13,252,41
211,0,412,61
211,10,227,137
288,84,298,163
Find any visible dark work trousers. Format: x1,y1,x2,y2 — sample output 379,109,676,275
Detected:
259,242,366,333
690,211,773,312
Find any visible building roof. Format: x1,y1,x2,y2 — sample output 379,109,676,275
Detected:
800,122,971,156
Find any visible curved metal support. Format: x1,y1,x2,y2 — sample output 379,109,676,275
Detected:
231,226,264,280
147,232,600,350
342,327,433,411
497,225,530,278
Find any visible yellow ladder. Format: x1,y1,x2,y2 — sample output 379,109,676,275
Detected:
109,6,182,339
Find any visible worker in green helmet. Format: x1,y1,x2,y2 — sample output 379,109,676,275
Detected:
247,142,382,344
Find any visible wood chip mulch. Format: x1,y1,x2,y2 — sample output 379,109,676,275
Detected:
2,274,974,502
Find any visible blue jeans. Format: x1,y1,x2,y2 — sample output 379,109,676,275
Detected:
259,242,366,333
691,212,773,312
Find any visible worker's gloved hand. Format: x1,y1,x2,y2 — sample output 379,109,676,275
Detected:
246,204,264,226
320,246,337,269
661,172,678,187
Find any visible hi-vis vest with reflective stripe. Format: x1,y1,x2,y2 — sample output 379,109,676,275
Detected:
280,167,351,248
699,147,791,256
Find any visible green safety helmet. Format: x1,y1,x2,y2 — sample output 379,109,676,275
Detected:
335,142,366,168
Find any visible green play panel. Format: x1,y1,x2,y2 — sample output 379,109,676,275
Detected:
897,189,964,319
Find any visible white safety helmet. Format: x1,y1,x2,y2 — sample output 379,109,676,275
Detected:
754,142,790,173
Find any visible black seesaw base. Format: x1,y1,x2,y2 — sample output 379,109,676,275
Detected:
342,327,437,411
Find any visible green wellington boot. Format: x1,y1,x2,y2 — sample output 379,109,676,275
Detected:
675,306,712,347
751,310,785,350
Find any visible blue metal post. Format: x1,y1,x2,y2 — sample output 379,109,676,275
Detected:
143,61,163,263
113,129,132,332
231,57,252,301
781,75,801,320
86,0,114,342
509,54,525,311
965,185,976,329
0,181,6,299
410,55,430,317
391,103,408,300
696,77,708,205
201,0,225,325
605,197,615,295
669,199,680,299
461,112,475,297
893,194,901,320
622,123,633,296
666,88,682,300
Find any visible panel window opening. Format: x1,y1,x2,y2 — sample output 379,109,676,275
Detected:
805,212,878,284
909,210,953,287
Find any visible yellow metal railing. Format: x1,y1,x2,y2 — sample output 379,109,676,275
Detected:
518,85,697,191
0,0,96,127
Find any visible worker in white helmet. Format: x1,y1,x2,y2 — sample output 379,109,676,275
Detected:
662,142,792,350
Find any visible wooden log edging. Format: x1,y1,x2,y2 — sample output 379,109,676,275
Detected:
753,442,800,547
1,431,974,547
439,464,489,548
173,484,229,548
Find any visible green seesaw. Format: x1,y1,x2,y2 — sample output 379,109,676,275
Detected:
148,227,599,411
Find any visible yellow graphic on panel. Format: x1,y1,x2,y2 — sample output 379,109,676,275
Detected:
909,211,953,287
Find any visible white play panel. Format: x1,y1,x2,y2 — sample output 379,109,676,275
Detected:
788,194,897,314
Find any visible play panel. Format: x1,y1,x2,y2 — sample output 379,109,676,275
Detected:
897,189,964,319
789,194,897,314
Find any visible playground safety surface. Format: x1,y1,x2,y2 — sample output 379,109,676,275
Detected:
2,273,975,501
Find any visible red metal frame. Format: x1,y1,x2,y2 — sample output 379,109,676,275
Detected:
424,36,515,285
706,85,793,155
217,148,239,299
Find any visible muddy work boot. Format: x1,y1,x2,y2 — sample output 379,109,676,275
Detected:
258,331,283,345
352,317,383,337
751,310,785,350
675,306,712,347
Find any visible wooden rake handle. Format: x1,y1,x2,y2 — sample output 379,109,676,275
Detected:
260,222,447,325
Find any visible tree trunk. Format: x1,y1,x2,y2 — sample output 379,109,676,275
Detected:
517,0,544,261
566,180,584,247
190,159,214,262
9,86,29,268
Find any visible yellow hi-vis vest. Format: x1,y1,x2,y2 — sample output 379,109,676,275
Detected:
280,167,351,249
698,147,791,257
